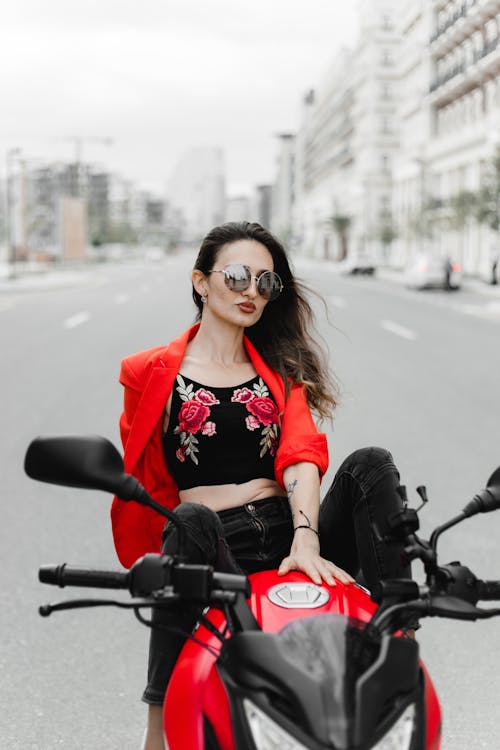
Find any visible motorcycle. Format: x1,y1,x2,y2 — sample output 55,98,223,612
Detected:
25,435,500,750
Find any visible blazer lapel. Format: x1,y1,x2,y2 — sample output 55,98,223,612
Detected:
124,324,200,473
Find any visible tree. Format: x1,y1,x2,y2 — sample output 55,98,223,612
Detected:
330,214,351,261
449,190,477,230
474,147,500,232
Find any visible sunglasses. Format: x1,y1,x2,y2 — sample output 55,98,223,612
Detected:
209,263,283,301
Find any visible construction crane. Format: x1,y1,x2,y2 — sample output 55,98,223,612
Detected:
63,136,114,166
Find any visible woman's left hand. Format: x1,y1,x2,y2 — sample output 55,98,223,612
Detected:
278,536,354,586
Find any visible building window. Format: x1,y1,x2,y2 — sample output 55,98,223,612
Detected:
381,14,393,30
381,49,393,66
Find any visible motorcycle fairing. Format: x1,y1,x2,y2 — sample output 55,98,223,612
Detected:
164,570,442,750
219,616,422,750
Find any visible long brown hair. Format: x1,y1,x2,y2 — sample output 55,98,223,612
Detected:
192,222,338,420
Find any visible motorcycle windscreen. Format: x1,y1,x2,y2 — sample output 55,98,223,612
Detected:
276,614,375,748
277,614,419,749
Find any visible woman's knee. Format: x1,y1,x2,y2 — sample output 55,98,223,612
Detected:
172,501,220,529
162,502,224,558
338,446,396,475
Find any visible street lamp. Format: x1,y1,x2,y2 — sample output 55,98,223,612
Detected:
5,147,22,279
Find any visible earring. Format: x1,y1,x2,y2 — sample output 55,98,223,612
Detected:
201,295,207,304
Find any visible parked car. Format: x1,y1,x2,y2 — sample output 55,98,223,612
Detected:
405,253,462,290
337,251,376,275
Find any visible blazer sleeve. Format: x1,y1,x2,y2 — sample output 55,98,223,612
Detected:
111,356,170,568
274,384,329,489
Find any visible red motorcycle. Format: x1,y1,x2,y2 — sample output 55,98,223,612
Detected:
25,435,500,750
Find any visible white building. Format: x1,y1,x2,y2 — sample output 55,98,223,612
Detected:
291,0,400,261
270,133,295,243
393,0,500,277
168,147,226,244
225,195,251,223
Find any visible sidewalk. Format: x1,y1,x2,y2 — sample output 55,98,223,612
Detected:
376,266,500,298
294,256,500,298
0,262,92,292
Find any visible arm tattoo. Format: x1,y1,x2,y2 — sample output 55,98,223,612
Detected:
287,479,298,500
286,482,312,530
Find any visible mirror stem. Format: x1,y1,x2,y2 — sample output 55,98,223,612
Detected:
430,511,466,555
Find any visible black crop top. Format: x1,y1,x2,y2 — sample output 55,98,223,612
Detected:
162,373,280,490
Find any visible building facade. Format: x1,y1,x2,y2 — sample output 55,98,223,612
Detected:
289,0,400,261
391,0,500,276
277,0,500,277
168,147,226,244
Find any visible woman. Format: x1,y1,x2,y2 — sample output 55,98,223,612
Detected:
111,222,411,750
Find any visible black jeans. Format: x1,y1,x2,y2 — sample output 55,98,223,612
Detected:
142,446,410,705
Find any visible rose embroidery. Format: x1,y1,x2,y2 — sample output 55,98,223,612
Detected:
202,421,216,436
245,415,260,431
232,377,279,458
247,397,279,426
173,375,217,465
231,387,254,404
178,400,210,434
171,374,279,466
194,388,220,406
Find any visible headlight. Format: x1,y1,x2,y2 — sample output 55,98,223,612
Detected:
243,698,310,750
371,703,416,750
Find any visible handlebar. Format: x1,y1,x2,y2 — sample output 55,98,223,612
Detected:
39,555,251,600
39,564,129,590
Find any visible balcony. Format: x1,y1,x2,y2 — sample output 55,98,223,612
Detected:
428,35,500,101
430,2,470,43
430,0,500,52
474,32,500,61
429,61,466,91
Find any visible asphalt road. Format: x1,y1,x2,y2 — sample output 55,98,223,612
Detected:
1,255,499,749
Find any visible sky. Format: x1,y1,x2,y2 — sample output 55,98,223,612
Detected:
1,1,359,196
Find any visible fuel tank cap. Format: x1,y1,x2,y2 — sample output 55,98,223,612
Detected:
267,582,330,609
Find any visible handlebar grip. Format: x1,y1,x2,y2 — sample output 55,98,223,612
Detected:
477,580,500,601
39,564,129,590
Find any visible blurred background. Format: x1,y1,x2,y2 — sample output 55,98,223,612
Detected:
1,1,500,749
1,0,499,285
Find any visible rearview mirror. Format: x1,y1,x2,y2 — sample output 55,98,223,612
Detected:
24,435,129,495
462,465,500,516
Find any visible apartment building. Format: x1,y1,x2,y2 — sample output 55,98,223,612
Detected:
393,0,500,274
290,0,400,260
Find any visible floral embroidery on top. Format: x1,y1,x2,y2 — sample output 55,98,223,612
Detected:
174,375,219,465
231,377,279,457
172,375,279,466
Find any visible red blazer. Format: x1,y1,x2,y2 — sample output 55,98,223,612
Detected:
111,324,329,568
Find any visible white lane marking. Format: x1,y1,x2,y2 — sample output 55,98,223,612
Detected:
63,311,90,329
461,301,500,320
381,319,417,340
114,292,130,304
328,295,347,308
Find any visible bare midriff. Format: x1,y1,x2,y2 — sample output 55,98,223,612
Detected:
179,477,286,512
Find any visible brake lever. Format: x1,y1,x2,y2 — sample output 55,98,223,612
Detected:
39,595,179,617
425,595,500,621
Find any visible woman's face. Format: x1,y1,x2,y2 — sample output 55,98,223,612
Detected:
195,239,275,328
